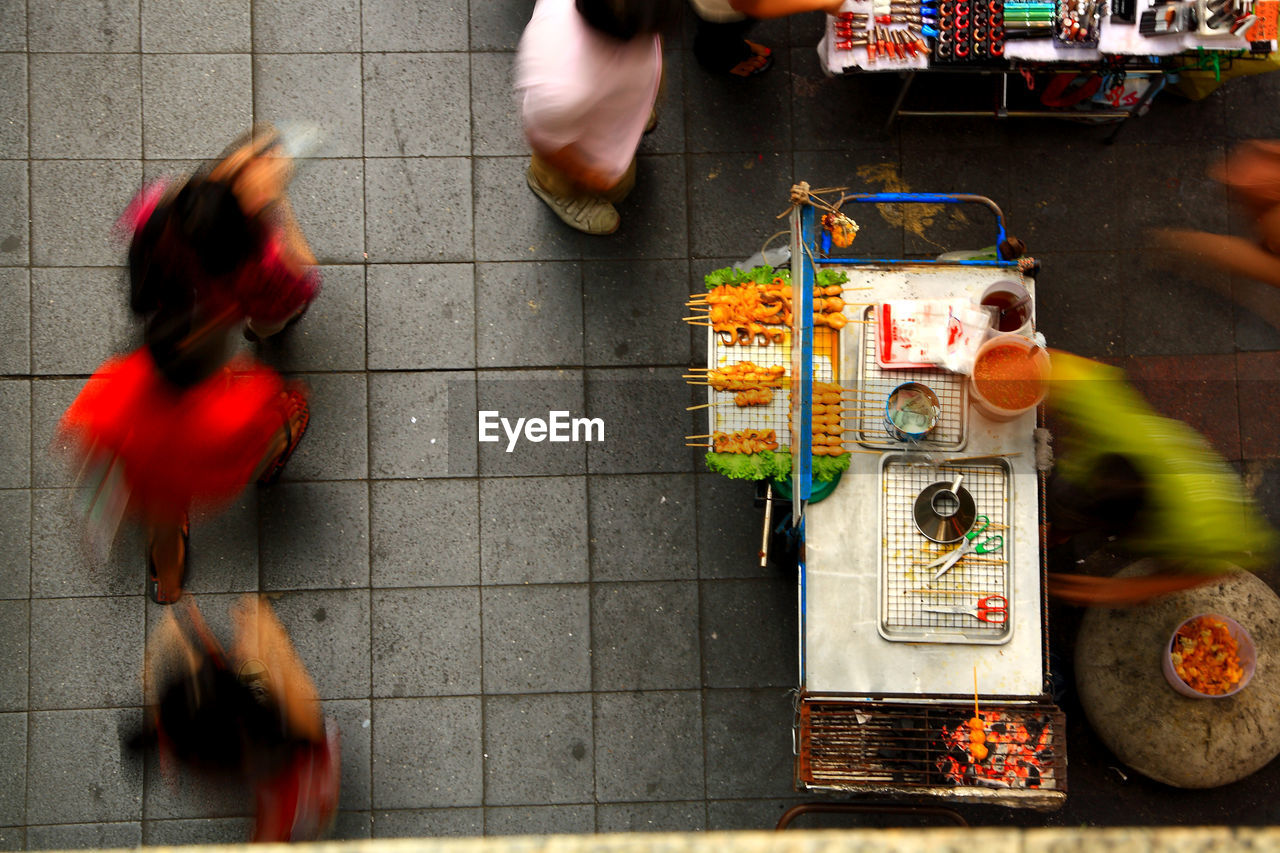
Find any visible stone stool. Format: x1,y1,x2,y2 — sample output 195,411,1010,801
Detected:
1074,561,1280,788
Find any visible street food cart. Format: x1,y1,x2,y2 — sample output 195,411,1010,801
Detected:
688,190,1066,810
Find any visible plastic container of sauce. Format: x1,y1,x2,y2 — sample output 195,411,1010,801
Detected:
968,334,1049,422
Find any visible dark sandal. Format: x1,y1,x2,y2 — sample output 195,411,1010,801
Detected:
147,517,189,605
257,389,310,486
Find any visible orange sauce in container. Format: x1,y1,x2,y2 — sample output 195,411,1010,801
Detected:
968,334,1048,422
974,344,1044,410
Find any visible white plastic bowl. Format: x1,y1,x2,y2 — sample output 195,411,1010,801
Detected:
1162,613,1256,699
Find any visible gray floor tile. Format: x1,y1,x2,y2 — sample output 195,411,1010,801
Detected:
899,149,1015,258
256,264,367,372
27,708,144,825
32,379,88,490
372,587,481,697
703,688,796,799
475,262,583,368
789,49,900,151
364,54,470,158
370,479,480,588
0,713,25,826
327,699,373,812
0,161,27,267
1122,250,1236,357
1234,275,1280,353
687,152,795,260
367,263,476,370
476,371,587,476
700,578,796,689
372,697,482,809
596,801,706,832
705,797,802,831
591,581,699,691
141,750,252,820
278,372,368,482
1033,251,1126,359
639,52,685,157
0,829,20,851
28,0,138,51
185,495,259,597
481,585,590,694
143,818,252,846
26,821,142,850
30,55,140,159
0,602,27,712
142,0,250,52
30,160,141,267
593,691,703,803
333,811,372,840
588,473,697,582
261,481,370,589
484,804,594,835
583,259,693,367
290,162,366,265
31,267,137,375
579,156,689,262
470,53,523,157
251,0,360,52
469,0,530,50
1224,71,1280,139
482,693,593,806
368,371,478,478
585,367,697,475
30,489,145,598
363,0,469,52
0,54,27,158
141,55,252,160
255,54,363,159
0,270,29,373
479,476,587,584
0,381,29,489
0,491,31,599
365,158,473,263
372,807,484,838
696,472,773,579
0,0,24,50
684,48,792,154
269,589,371,700
472,156,585,262
30,596,143,709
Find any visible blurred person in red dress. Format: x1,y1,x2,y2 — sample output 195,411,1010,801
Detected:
59,128,318,603
136,595,339,842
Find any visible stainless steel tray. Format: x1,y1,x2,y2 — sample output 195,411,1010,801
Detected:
877,452,1013,645
853,306,968,451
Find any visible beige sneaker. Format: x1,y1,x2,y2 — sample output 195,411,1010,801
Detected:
526,169,619,235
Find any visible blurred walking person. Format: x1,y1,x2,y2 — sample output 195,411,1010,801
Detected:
59,127,317,603
690,0,847,77
516,0,682,235
136,596,339,842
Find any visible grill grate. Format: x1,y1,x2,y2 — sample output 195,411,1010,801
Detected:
880,455,1012,643
707,328,838,450
854,307,967,450
797,699,1066,793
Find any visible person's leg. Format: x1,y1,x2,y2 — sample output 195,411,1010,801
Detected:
147,515,189,604
692,14,770,75
254,388,311,486
527,154,621,235
599,159,637,205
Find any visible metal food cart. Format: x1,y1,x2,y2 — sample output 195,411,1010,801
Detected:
694,190,1066,811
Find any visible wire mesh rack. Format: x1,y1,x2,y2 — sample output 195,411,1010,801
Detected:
879,453,1012,644
706,327,838,449
853,307,968,451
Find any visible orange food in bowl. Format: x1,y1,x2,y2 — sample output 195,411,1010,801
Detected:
973,344,1045,411
1171,616,1245,696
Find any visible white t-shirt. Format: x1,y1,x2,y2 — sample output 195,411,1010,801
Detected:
515,0,662,183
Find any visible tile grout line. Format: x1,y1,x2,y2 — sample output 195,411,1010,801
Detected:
23,0,32,834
